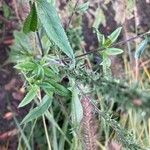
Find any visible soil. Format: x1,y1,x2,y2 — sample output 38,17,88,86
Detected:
0,1,29,149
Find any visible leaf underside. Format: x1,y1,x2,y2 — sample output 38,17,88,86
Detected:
37,0,74,59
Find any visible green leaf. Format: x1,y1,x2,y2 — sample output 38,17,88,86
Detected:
39,82,55,90
134,38,148,59
101,55,112,78
39,82,55,96
21,95,52,124
2,2,10,18
35,64,45,79
44,67,58,79
76,2,89,13
23,2,38,34
48,79,71,97
71,80,83,125
103,38,112,48
100,55,111,67
11,31,32,53
93,8,106,29
105,48,123,55
102,35,105,45
41,35,52,53
94,28,105,46
15,61,37,72
37,0,74,59
18,85,39,107
108,27,122,43
9,31,33,64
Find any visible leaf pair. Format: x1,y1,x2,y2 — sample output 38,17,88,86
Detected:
19,80,70,108
97,27,123,78
103,28,124,55
18,79,70,124
23,1,74,60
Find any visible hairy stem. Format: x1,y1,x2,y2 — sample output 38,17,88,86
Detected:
80,96,97,150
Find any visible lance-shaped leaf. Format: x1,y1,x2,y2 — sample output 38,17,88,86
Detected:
71,82,83,125
135,38,148,59
47,79,71,97
18,85,39,108
108,27,122,43
15,61,37,72
76,2,90,13
105,48,123,55
23,2,38,34
39,81,55,96
21,95,52,124
37,0,74,59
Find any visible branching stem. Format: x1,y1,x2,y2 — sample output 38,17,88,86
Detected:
74,31,150,59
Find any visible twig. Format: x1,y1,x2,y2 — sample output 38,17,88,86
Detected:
67,0,80,28
42,115,52,150
36,31,44,56
74,31,150,59
77,85,143,150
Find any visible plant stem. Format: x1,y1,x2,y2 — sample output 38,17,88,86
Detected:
135,59,139,82
36,31,44,56
42,115,52,150
74,31,150,59
67,0,80,28
38,92,52,150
